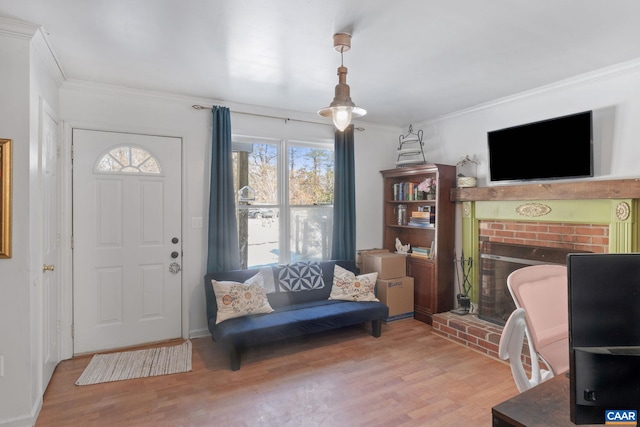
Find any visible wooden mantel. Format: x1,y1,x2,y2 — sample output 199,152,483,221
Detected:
451,178,640,202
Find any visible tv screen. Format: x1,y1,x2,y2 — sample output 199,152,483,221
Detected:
488,111,593,182
567,253,640,424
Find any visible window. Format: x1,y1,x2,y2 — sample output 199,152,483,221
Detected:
233,137,334,268
95,145,162,174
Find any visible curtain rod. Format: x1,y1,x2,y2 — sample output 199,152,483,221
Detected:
191,104,365,131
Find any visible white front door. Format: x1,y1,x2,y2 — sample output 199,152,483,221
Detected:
72,129,182,354
41,101,61,388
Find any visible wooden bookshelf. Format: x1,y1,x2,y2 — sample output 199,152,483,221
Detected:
380,164,456,324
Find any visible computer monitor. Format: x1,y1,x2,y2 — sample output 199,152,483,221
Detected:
567,253,640,424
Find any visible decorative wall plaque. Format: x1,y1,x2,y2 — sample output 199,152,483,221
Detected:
462,202,471,218
515,203,552,218
616,201,630,221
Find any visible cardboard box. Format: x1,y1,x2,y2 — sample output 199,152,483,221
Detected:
363,252,406,279
376,276,414,321
355,248,389,270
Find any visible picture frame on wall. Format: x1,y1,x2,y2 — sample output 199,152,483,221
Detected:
0,139,12,258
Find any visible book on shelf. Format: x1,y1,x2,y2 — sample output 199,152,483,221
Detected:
411,251,431,258
411,206,435,224
411,245,434,259
408,219,434,228
412,246,430,253
411,211,430,218
392,182,427,201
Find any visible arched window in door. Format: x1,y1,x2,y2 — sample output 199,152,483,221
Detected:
95,145,162,175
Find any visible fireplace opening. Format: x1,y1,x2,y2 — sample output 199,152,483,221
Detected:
478,241,589,325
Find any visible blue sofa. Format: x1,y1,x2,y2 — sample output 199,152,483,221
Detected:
204,260,389,370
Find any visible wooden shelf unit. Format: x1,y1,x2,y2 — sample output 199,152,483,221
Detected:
380,164,456,324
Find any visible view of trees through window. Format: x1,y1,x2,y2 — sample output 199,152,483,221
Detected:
233,139,334,268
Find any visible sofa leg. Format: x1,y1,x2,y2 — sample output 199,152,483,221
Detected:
372,319,382,338
230,347,241,371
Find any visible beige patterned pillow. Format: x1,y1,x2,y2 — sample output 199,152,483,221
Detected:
329,265,379,302
211,271,274,324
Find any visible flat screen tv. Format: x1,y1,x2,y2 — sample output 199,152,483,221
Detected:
567,253,640,424
488,111,593,182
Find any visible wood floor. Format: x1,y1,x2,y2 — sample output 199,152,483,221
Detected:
36,319,518,427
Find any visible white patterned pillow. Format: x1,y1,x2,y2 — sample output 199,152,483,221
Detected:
211,271,274,324
277,261,325,291
329,265,379,302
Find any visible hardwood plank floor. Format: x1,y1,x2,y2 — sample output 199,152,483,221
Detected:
36,319,518,427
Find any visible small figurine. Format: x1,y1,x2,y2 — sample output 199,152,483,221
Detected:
395,237,410,254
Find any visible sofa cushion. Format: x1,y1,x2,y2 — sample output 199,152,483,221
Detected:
329,265,379,302
211,271,274,324
274,261,325,291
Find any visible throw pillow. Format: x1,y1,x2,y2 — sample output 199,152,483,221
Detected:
277,261,325,292
329,265,379,302
211,271,274,324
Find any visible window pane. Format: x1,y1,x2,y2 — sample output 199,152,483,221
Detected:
246,207,280,268
95,145,161,174
234,141,280,269
249,143,278,204
288,146,334,205
289,206,333,262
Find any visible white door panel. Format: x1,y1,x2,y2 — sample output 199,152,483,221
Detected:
73,130,182,354
42,101,61,388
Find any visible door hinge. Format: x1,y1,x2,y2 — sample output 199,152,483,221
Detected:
71,324,74,339
71,235,74,250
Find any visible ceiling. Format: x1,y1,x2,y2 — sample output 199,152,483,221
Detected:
2,0,640,127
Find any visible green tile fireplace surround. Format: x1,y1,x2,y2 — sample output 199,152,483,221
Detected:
451,179,640,304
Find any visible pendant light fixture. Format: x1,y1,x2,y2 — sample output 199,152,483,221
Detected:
318,33,366,131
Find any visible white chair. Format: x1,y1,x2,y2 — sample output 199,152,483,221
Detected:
498,264,569,392
498,308,554,392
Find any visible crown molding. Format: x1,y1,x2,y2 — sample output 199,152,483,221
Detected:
31,28,66,86
424,57,640,125
0,16,39,39
0,17,66,85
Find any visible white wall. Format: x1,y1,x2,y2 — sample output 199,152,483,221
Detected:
0,20,62,427
0,27,33,427
60,82,400,339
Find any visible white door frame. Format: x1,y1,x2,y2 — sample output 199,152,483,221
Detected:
58,122,189,358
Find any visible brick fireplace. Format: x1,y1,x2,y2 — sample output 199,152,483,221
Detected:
432,179,640,365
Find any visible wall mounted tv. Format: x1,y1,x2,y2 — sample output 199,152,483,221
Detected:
488,111,593,182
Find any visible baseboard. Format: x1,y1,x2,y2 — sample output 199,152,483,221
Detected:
189,328,210,339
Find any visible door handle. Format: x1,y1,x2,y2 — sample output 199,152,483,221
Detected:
43,264,55,272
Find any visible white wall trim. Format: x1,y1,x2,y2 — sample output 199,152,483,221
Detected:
0,16,38,39
31,29,66,86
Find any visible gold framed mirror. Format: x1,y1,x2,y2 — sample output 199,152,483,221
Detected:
0,139,12,258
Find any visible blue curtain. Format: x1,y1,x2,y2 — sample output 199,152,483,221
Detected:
207,106,241,273
331,125,356,261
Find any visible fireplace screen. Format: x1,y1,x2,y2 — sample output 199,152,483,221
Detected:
478,241,584,325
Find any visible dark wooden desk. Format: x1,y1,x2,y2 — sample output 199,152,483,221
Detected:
492,373,599,426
